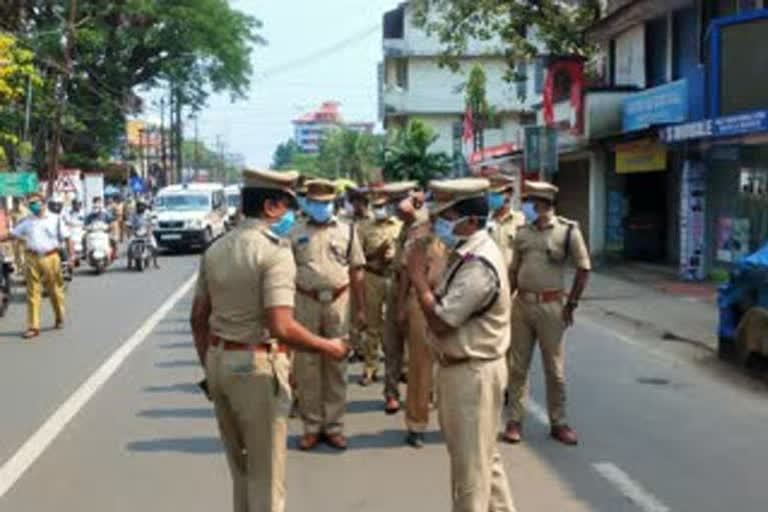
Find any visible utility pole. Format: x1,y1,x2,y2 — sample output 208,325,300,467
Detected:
139,128,146,178
216,135,224,184
48,0,78,196
160,96,168,187
194,115,200,181
175,88,183,183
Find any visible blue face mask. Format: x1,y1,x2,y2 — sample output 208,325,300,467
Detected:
522,201,538,224
270,209,296,237
433,217,464,250
28,202,41,215
487,192,506,212
305,200,334,223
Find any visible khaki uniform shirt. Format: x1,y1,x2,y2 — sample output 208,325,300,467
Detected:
290,217,366,290
195,218,296,343
513,216,591,293
359,217,402,275
433,230,511,361
487,209,526,269
393,207,429,272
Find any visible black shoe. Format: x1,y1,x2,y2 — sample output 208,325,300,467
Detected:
406,431,424,449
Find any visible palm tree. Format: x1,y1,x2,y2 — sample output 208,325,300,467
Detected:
383,119,452,187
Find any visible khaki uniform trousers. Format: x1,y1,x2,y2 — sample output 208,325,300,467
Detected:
206,346,292,512
13,239,26,272
507,297,567,426
361,271,391,379
25,252,65,330
404,292,433,433
438,357,516,512
294,291,349,435
381,280,403,399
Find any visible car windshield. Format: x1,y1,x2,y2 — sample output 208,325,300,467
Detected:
155,194,210,211
227,194,240,207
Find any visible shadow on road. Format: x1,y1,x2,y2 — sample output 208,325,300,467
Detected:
157,341,194,349
287,429,442,453
144,382,202,394
126,437,223,454
156,359,199,368
137,407,213,419
346,399,381,414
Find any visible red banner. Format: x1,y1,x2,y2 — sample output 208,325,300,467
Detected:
543,59,585,136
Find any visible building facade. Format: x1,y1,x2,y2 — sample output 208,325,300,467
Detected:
379,2,534,174
292,101,374,154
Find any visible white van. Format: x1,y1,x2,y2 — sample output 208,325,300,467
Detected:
152,183,227,251
224,184,242,229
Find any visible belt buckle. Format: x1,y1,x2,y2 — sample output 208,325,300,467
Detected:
317,289,334,303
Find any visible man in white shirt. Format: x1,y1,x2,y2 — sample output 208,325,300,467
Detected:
7,193,69,339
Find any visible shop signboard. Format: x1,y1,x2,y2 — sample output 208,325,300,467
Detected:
524,126,558,179
622,79,688,133
661,109,768,143
717,217,751,263
615,139,667,174
0,172,39,197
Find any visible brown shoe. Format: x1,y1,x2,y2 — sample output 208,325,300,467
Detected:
22,328,40,340
299,433,320,451
358,375,373,387
501,421,522,444
384,396,400,415
551,424,578,445
324,433,348,451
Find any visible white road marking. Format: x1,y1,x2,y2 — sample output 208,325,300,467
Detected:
592,462,670,512
0,273,198,499
578,316,679,365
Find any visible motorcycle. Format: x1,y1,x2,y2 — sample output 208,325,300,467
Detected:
85,220,113,275
127,227,153,272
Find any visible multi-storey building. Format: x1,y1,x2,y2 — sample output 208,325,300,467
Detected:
292,101,374,154
378,2,536,174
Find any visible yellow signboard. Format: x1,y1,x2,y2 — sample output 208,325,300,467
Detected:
125,120,145,146
615,139,667,174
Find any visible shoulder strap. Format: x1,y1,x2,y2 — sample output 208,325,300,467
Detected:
347,221,354,261
564,223,574,261
443,254,501,319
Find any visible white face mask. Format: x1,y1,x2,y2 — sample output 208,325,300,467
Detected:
373,206,389,220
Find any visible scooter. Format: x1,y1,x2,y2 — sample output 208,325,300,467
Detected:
70,221,85,268
85,220,113,275
127,227,153,272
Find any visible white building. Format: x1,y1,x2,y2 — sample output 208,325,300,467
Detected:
293,101,374,154
378,2,539,172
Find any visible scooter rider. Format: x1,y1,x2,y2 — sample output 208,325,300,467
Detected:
85,197,117,261
47,195,75,275
129,199,159,269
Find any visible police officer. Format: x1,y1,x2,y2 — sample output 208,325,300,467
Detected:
486,174,526,271
502,181,591,446
357,188,402,385
291,179,367,451
189,169,348,512
407,178,516,511
10,197,29,273
380,181,420,414
346,185,373,361
6,193,70,339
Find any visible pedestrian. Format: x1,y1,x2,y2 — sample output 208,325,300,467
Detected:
290,179,367,451
357,187,402,386
407,177,516,512
486,174,526,271
189,169,349,512
380,180,421,414
501,181,591,446
5,193,70,339
346,185,373,362
399,199,448,448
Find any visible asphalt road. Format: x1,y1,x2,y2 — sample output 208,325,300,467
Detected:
1,252,767,511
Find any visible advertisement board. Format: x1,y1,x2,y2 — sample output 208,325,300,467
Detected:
622,79,688,133
0,173,39,197
524,126,558,179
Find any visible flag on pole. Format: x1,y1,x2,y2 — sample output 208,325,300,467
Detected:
462,106,474,142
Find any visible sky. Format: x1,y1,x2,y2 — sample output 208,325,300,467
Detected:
180,0,403,169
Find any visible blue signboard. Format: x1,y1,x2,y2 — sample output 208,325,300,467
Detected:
622,79,689,133
661,109,768,143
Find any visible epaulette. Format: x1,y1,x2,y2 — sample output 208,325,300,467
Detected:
557,216,577,227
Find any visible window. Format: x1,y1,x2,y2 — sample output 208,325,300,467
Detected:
608,40,617,86
645,15,668,87
534,57,545,94
395,59,408,89
672,7,698,80
553,69,572,103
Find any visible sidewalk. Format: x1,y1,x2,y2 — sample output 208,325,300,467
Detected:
582,262,719,351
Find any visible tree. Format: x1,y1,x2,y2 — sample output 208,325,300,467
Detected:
271,139,301,170
383,120,452,187
11,0,264,169
465,64,498,152
409,0,602,79
0,33,42,169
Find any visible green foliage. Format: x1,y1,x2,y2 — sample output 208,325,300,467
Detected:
383,120,452,187
271,139,301,170
409,0,602,77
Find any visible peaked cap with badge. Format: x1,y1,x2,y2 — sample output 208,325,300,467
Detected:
488,174,516,193
522,180,558,203
428,178,490,215
305,179,338,202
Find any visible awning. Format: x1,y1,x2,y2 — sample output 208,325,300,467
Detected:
468,143,520,165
